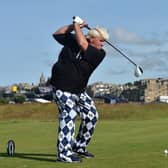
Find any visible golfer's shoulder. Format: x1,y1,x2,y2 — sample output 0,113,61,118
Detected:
53,33,76,46
87,45,106,56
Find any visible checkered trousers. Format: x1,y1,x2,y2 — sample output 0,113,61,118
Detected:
53,89,98,158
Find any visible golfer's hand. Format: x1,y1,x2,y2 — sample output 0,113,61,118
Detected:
73,16,83,24
79,21,88,29
73,16,88,28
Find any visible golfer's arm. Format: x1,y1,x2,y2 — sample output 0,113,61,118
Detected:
73,23,88,51
53,24,74,35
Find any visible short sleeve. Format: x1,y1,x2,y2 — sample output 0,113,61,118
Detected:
83,45,106,67
53,33,78,48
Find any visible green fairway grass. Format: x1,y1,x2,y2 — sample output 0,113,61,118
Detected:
1,118,168,168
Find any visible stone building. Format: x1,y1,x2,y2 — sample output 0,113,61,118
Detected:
87,78,168,103
121,78,168,103
39,73,46,86
142,78,168,103
86,82,123,98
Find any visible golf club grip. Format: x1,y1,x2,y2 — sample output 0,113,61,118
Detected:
85,25,91,30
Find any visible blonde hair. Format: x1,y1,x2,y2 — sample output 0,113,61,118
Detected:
87,26,109,40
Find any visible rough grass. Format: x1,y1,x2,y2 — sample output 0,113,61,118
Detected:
0,103,168,121
0,103,58,121
97,103,168,120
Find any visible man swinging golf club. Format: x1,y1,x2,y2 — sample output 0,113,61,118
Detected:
50,16,109,163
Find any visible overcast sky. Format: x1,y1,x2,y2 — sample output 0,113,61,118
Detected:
0,0,168,86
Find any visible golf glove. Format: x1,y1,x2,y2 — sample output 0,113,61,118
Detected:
73,16,84,24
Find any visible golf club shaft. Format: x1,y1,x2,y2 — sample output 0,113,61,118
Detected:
85,25,137,67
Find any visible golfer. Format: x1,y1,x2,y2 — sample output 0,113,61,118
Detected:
50,17,109,163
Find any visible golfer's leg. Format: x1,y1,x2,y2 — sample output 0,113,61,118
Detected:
53,90,78,160
74,92,98,151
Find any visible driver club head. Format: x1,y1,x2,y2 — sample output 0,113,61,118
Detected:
134,65,143,77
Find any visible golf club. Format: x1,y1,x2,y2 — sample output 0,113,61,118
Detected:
85,25,143,77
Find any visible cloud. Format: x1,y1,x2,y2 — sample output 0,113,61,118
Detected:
105,42,168,77
139,48,168,71
107,68,128,75
111,27,163,45
104,27,166,59
141,59,166,71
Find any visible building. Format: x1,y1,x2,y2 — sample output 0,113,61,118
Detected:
86,82,122,98
39,73,46,86
143,78,168,103
87,78,168,103
121,78,168,103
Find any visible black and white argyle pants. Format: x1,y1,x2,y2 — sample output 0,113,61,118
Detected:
53,89,98,159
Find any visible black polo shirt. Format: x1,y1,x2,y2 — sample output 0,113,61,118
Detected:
50,33,106,94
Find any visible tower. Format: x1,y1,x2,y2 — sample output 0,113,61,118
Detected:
39,73,46,86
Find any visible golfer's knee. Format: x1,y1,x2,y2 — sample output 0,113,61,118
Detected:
88,108,99,123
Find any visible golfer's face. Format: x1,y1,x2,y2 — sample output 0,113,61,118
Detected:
90,37,105,50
